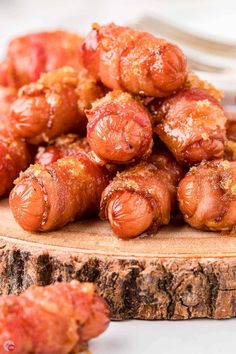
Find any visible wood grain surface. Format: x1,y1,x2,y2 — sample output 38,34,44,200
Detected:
1,199,236,320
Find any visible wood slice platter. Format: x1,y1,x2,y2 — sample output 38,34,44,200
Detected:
1,199,236,320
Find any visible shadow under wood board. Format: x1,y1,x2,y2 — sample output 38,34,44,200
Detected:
0,199,236,320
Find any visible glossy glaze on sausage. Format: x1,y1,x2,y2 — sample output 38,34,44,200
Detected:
86,90,153,164
155,88,227,165
82,23,187,97
178,160,236,231
100,149,184,238
10,151,110,231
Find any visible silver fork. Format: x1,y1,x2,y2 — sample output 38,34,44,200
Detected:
132,15,236,104
132,15,236,74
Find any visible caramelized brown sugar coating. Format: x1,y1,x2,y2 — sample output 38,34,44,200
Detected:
35,134,90,165
0,31,83,88
100,150,184,239
185,72,223,101
10,67,85,144
82,23,187,97
10,151,110,231
226,111,236,141
76,68,108,117
224,140,236,161
0,281,110,354
154,88,227,166
0,130,32,198
178,160,236,231
86,90,153,164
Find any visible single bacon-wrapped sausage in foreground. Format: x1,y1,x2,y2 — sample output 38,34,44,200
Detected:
86,90,153,164
0,130,32,198
82,23,187,97
100,149,184,239
0,280,110,354
35,134,90,165
155,88,227,165
10,150,110,231
0,30,83,88
178,160,236,231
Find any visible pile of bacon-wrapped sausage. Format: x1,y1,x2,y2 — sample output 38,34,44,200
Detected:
1,23,236,239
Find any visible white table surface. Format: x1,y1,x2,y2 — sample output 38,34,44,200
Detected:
90,319,236,354
0,1,236,353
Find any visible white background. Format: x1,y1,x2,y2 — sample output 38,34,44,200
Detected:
0,1,236,353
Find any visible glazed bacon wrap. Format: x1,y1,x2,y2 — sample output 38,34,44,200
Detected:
82,23,187,97
155,88,227,165
10,151,110,231
100,150,183,239
178,160,236,231
0,30,83,88
0,281,110,354
86,90,153,164
226,111,236,141
0,130,31,198
10,67,85,144
35,134,90,165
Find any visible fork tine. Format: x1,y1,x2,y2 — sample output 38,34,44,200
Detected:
133,16,236,57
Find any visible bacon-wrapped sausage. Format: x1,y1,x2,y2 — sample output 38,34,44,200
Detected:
0,130,32,198
0,280,110,354
82,23,187,97
100,150,184,239
35,134,90,165
10,67,84,144
10,150,110,231
178,160,236,231
154,88,227,165
141,73,224,126
0,31,83,88
86,90,153,164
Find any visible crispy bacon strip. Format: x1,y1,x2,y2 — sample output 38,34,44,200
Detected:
224,140,236,161
0,130,32,198
178,160,236,231
0,281,110,354
10,150,110,231
82,23,187,97
154,88,227,165
35,134,90,165
226,111,236,141
76,69,108,117
0,31,83,88
100,149,184,238
86,90,153,164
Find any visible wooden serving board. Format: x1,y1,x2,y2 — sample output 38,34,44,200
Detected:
1,199,236,320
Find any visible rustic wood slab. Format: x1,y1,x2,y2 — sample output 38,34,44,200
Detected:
1,198,236,320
